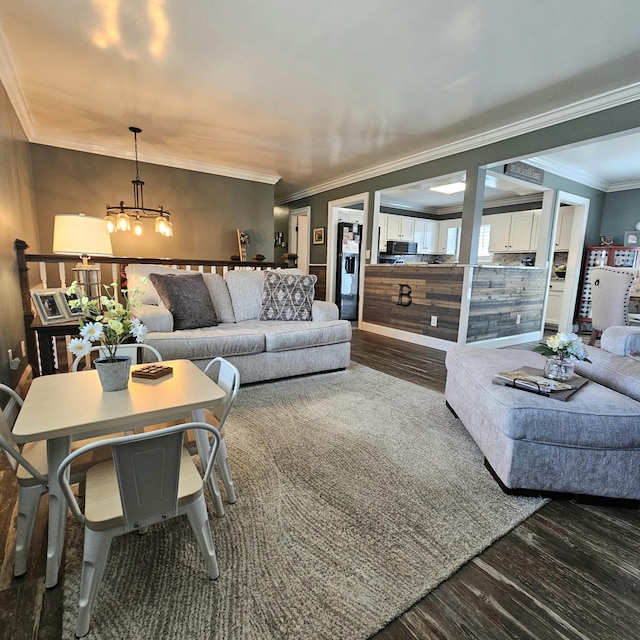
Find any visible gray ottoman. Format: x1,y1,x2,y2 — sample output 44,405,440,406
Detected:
445,346,640,499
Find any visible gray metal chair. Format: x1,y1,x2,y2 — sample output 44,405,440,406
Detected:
589,267,635,345
57,422,221,638
71,343,163,371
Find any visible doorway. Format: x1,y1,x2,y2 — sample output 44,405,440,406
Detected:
289,207,310,273
326,193,369,319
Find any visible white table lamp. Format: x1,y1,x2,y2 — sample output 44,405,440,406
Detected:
53,214,114,298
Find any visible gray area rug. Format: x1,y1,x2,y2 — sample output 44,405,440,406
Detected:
62,363,545,639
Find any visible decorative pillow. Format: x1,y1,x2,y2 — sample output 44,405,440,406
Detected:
259,272,317,321
149,272,219,330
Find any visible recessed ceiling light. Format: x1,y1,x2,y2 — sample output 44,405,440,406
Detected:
429,181,466,194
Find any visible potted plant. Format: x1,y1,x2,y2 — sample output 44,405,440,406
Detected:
66,281,147,391
533,332,590,381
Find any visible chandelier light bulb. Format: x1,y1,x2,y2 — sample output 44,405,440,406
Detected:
133,217,144,236
104,214,116,233
116,211,131,231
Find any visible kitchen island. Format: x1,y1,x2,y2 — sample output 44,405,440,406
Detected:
361,264,548,348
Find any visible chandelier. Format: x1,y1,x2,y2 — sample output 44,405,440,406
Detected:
105,126,173,237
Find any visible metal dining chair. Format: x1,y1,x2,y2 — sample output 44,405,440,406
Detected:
0,383,108,576
57,422,221,638
71,343,163,371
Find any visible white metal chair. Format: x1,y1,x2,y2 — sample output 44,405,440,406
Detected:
194,357,240,516
0,384,107,576
71,343,162,371
57,422,221,638
589,267,635,345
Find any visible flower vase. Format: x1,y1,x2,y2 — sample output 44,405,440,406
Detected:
543,355,574,382
94,356,132,392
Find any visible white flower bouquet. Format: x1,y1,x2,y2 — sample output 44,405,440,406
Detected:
66,281,147,363
533,332,591,362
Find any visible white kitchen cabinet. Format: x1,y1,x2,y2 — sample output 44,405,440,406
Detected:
530,210,541,251
413,218,438,253
545,280,565,325
386,214,414,241
378,213,389,251
487,211,535,253
436,219,461,255
554,207,574,252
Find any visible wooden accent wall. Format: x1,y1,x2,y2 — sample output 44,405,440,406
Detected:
467,266,547,342
309,264,327,301
363,265,464,341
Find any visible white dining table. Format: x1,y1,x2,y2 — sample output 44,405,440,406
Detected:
12,359,225,588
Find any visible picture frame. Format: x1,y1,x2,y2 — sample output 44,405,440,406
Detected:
58,290,86,319
30,289,69,325
624,231,639,247
313,227,325,245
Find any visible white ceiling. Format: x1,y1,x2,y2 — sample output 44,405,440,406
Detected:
1,0,640,203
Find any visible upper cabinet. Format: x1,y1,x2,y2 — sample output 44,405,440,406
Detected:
435,219,461,255
554,207,574,252
486,210,535,253
386,214,414,241
413,218,439,253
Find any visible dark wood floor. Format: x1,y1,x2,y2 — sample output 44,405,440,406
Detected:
1,330,639,639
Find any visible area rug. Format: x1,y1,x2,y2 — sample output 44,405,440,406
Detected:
62,363,545,639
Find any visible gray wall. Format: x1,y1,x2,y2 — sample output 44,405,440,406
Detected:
600,189,640,244
0,83,39,387
281,101,640,262
31,145,276,261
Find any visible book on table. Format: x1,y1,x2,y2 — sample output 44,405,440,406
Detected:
493,369,573,395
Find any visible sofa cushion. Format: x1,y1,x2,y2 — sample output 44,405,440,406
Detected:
600,326,640,356
238,319,351,351
575,346,640,402
149,272,219,330
201,272,236,323
224,270,265,322
144,324,265,360
259,272,317,321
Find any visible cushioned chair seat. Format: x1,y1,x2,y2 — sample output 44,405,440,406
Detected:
145,326,266,360
239,319,352,352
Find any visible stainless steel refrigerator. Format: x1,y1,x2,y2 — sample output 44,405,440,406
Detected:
335,222,363,320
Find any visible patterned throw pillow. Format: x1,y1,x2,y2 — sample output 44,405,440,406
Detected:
259,272,317,321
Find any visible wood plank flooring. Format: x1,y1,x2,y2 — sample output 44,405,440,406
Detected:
1,330,639,639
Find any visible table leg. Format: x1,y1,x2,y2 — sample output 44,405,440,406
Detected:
46,435,72,588
191,408,225,517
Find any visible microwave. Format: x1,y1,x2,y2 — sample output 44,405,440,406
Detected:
385,240,418,255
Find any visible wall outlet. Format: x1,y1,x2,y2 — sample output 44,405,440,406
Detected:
516,314,522,325
21,340,27,357
430,315,438,327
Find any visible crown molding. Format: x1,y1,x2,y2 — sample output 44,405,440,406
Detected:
277,83,640,204
31,132,281,185
0,24,35,138
525,156,610,191
607,179,640,192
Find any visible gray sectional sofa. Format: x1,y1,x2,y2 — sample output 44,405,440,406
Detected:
126,265,352,384
445,326,640,499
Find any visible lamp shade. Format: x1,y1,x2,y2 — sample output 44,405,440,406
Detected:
53,214,114,257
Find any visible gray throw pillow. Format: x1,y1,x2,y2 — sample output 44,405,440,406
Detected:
259,272,317,321
149,272,219,330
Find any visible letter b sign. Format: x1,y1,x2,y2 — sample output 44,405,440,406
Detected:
397,284,412,306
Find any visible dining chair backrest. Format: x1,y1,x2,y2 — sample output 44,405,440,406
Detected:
0,384,46,483
71,343,163,371
58,422,221,528
590,267,635,332
203,357,240,427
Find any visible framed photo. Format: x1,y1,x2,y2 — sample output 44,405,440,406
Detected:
624,231,639,247
313,227,325,245
59,290,86,319
30,289,68,325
